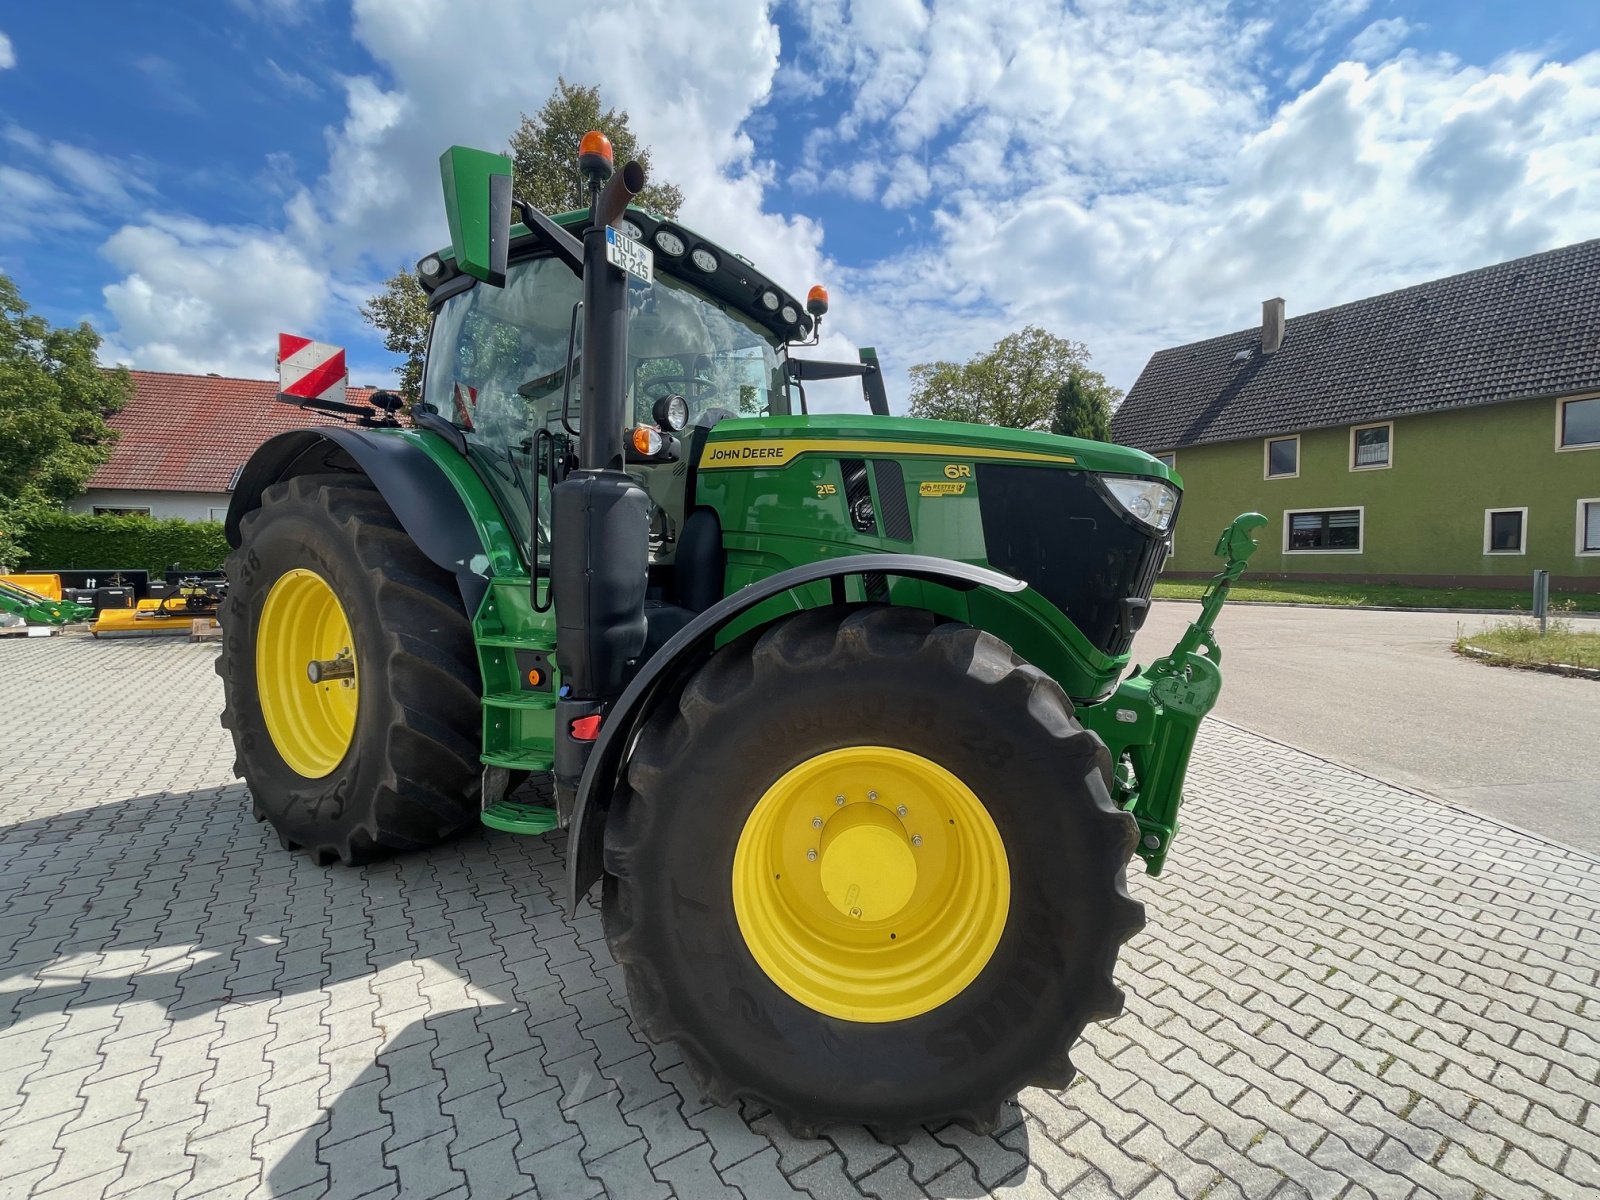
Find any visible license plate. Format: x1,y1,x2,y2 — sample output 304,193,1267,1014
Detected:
605,226,653,283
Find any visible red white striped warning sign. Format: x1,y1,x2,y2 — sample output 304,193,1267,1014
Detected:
278,333,347,406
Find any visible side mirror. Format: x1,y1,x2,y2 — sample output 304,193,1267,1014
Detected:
440,145,513,287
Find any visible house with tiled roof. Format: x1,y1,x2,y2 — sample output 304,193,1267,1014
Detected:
70,371,373,522
1113,240,1600,589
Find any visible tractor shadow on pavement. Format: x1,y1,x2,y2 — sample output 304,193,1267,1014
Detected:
1,782,1033,1198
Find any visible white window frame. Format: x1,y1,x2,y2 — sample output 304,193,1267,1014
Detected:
1154,451,1176,470
92,505,152,517
1556,394,1600,452
1283,506,1364,555
1482,507,1528,556
1263,434,1300,480
1349,421,1393,471
207,507,231,523
1578,498,1600,557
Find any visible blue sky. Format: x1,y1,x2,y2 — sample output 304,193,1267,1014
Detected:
3,0,1598,407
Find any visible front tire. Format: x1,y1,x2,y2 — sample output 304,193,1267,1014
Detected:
602,604,1144,1135
218,474,482,864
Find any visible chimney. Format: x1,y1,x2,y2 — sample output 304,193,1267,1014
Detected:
1261,297,1285,356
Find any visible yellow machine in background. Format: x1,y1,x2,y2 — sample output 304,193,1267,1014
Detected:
91,578,227,637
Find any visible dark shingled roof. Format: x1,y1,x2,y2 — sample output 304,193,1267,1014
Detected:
1111,239,1600,452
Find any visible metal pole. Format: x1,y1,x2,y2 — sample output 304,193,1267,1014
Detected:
1533,569,1549,636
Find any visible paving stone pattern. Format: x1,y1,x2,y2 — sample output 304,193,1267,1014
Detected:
2,635,1597,1199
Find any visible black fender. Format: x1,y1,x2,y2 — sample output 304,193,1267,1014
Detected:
226,428,492,616
565,553,1027,912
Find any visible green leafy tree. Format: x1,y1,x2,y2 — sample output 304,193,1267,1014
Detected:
508,77,684,218
907,326,1116,430
359,269,430,407
0,272,129,517
362,79,684,407
1049,367,1116,441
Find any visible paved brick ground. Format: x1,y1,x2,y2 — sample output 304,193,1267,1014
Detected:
2,634,1597,1199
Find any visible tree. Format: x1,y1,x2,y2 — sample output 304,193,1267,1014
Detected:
1050,368,1114,441
359,269,430,407
362,79,684,406
907,326,1119,430
0,272,129,510
508,77,684,218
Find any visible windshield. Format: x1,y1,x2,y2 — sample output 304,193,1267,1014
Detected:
423,254,787,564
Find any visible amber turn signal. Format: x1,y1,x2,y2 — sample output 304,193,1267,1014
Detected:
631,425,665,456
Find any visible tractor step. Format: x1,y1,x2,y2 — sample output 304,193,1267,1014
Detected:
483,691,557,711
479,749,554,771
476,634,556,650
481,800,559,835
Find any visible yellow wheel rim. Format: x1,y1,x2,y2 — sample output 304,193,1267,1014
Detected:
732,746,1010,1023
256,568,358,778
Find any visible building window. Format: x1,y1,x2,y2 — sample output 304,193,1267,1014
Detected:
1351,422,1392,470
1285,508,1362,553
1483,508,1527,555
1154,452,1176,469
92,506,152,517
1558,396,1600,450
1264,435,1299,479
207,507,231,522
1579,499,1600,556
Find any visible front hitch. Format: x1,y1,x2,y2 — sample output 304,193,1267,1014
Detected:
1078,512,1267,874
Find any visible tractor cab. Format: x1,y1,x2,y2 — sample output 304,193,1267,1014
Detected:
415,217,793,568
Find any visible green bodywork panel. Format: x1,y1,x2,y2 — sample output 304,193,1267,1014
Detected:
693,414,1173,700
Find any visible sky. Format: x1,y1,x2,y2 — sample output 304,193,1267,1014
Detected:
2,0,1599,413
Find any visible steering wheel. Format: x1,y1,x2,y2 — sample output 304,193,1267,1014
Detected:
640,374,716,424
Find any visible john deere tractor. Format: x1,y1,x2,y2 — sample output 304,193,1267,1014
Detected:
219,132,1264,1135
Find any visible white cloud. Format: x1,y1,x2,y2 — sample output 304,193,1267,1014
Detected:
0,31,15,70
1348,17,1415,63
841,50,1600,394
265,57,321,98
99,217,330,377
1286,0,1372,53
0,126,154,237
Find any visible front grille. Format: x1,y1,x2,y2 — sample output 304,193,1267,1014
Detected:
976,464,1169,656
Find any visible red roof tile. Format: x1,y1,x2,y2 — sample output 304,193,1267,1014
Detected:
87,371,380,494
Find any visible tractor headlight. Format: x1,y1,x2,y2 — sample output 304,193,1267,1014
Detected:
1101,477,1178,532
652,393,689,432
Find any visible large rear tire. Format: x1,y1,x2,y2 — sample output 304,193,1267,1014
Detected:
218,474,482,864
601,604,1144,1135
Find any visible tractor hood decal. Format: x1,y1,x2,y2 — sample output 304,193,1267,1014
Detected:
699,438,1077,469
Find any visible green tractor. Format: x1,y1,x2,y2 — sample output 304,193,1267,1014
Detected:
218,132,1264,1135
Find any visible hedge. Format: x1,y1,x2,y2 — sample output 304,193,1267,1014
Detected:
17,510,230,577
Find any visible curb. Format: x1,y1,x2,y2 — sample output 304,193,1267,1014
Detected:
1155,597,1600,618
1209,717,1600,865
1453,642,1600,680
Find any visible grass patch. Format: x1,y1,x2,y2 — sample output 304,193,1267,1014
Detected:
1455,612,1600,671
1152,578,1600,612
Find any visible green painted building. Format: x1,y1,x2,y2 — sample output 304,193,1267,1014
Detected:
1113,241,1600,590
